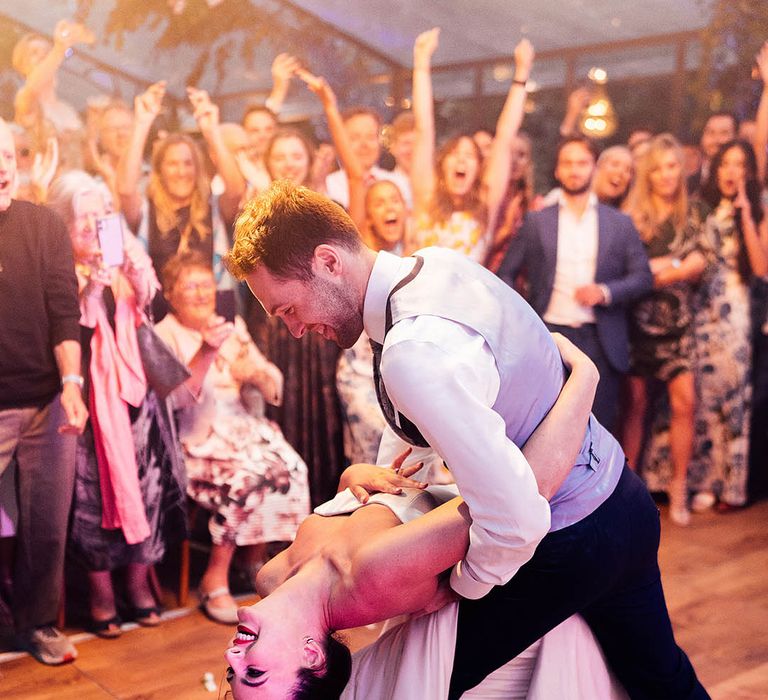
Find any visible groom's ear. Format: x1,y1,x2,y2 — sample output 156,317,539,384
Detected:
312,244,343,278
302,637,327,672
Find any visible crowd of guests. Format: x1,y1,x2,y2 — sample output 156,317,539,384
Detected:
0,17,767,669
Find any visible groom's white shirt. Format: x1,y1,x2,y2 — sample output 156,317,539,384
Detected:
364,251,552,600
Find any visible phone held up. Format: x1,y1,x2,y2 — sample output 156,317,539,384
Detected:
96,214,125,268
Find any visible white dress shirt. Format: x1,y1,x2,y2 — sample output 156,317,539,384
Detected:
365,251,551,600
543,192,599,327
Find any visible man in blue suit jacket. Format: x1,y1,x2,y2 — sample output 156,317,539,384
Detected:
498,136,652,433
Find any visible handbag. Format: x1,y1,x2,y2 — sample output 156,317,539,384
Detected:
136,320,191,400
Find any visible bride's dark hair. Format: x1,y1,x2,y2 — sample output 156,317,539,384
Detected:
291,633,352,699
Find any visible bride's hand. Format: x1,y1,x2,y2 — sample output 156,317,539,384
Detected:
339,448,427,503
551,332,599,380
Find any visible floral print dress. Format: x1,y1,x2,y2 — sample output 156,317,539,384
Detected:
414,211,488,263
642,201,752,505
336,332,387,465
156,314,310,546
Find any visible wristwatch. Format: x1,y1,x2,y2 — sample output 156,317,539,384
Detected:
61,374,84,389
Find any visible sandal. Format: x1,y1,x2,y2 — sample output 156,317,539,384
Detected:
199,587,239,625
132,605,162,627
89,614,123,639
715,501,746,514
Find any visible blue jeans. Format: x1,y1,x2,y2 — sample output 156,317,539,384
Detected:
449,467,709,700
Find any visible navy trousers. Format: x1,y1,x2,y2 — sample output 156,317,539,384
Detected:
448,467,709,700
546,322,622,435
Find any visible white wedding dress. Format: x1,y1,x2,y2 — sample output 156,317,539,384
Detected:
318,487,629,700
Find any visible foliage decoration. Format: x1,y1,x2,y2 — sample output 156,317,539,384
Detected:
88,0,387,103
692,0,768,132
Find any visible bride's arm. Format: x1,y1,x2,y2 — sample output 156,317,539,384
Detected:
352,334,598,600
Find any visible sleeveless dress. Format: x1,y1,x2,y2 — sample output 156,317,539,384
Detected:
414,211,489,264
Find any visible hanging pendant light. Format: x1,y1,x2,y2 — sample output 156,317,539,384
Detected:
579,67,618,139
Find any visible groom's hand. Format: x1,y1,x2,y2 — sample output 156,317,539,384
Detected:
412,578,460,618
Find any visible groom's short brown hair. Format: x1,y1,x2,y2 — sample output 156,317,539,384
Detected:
226,180,363,282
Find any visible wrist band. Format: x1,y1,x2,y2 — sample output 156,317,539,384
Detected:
61,374,84,388
513,79,527,87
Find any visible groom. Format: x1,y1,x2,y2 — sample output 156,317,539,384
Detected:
227,181,708,699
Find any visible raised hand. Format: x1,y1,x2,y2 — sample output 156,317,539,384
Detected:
83,263,115,298
296,68,336,108
53,19,95,50
187,86,219,135
271,53,301,85
135,81,166,125
513,38,534,79
414,27,440,68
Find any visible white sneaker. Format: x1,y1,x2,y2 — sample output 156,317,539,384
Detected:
18,625,77,665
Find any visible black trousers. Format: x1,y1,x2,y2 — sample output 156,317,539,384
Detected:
546,322,622,435
448,467,709,700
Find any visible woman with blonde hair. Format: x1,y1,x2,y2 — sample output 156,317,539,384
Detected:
621,133,708,526
117,83,245,307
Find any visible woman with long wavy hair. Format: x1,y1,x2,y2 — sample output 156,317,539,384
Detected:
689,139,768,511
621,134,708,526
117,82,245,308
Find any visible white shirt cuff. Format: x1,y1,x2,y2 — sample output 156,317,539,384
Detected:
450,561,494,600
598,283,612,305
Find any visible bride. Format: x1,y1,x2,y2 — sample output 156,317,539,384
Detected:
225,335,627,699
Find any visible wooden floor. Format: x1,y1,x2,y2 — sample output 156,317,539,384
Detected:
1,500,767,699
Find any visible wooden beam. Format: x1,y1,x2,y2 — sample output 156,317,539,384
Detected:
431,30,703,75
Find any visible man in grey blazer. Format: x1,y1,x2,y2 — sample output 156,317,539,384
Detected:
498,136,652,433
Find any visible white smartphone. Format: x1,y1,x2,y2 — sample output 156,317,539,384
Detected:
96,214,125,268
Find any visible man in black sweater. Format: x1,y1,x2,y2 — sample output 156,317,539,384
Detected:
0,118,88,664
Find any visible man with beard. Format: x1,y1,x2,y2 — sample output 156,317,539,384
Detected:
686,111,738,194
226,180,707,700
498,135,652,433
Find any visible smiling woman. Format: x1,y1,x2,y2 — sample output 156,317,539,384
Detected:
221,335,627,700
408,29,534,267
117,83,245,317
46,170,187,639
155,252,311,625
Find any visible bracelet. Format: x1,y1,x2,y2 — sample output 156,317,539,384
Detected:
513,78,527,87
61,374,84,388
